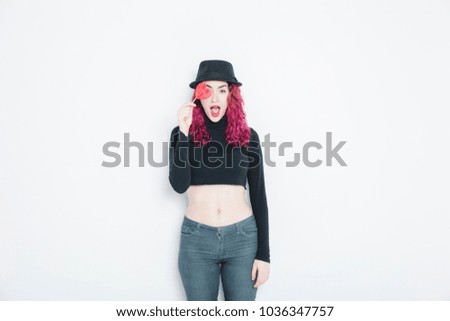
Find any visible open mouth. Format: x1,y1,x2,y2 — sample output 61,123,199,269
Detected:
210,105,220,117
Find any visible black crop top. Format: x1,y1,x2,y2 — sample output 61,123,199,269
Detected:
168,114,270,263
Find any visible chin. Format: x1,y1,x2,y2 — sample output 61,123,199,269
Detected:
207,114,220,121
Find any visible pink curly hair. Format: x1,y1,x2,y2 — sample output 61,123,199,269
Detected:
189,83,251,148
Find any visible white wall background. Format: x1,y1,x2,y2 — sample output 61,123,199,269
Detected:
1,0,449,300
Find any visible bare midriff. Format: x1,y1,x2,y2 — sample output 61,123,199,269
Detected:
186,184,253,227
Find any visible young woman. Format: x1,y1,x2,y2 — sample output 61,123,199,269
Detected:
169,60,270,301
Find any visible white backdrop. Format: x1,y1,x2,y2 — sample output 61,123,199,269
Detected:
1,0,449,300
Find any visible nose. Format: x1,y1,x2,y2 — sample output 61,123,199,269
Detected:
211,90,218,103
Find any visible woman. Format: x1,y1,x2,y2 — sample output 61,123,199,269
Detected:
169,60,270,301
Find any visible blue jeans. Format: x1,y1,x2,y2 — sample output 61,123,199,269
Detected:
178,215,258,301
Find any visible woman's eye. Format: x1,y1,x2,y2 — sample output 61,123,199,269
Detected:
220,89,227,93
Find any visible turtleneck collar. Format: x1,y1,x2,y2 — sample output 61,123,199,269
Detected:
204,113,228,129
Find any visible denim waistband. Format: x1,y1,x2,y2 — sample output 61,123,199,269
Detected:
182,214,256,234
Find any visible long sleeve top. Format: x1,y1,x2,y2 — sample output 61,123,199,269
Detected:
168,115,270,263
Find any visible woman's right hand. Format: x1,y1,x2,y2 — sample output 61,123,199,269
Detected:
177,101,196,136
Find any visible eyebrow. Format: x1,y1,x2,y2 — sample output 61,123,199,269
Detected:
206,84,228,89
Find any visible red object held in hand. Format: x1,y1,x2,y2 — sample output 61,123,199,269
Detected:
194,82,212,100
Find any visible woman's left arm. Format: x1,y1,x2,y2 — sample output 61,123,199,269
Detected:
247,128,271,286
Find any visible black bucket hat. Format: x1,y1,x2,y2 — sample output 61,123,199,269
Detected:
189,60,242,89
